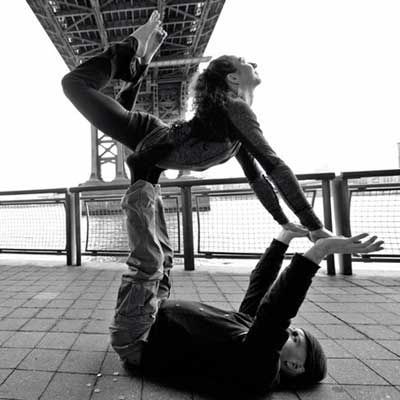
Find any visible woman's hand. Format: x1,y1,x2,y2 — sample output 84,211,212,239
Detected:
308,227,334,243
281,222,308,235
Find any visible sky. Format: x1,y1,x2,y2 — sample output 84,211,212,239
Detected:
1,0,399,190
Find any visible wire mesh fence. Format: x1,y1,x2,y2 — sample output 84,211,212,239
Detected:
0,200,66,251
83,194,181,254
80,185,320,257
349,188,400,256
195,188,318,255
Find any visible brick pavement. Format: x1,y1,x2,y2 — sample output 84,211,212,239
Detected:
0,259,399,400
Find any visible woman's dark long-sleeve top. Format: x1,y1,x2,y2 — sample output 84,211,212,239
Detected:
141,241,321,393
61,35,323,231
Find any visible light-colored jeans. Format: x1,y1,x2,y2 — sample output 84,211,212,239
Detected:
109,180,173,366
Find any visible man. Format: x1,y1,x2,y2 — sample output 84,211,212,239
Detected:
109,179,383,394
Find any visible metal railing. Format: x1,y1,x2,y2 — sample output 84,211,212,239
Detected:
1,169,399,275
333,169,400,274
0,188,72,265
68,173,335,273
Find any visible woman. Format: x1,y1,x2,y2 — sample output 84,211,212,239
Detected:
62,11,331,241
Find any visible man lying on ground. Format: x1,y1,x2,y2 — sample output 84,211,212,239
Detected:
109,179,383,394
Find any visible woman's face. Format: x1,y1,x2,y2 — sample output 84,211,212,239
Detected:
231,56,261,88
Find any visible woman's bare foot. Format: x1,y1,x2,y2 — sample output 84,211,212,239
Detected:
130,10,161,58
143,27,168,64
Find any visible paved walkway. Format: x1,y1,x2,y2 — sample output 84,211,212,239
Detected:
0,258,400,400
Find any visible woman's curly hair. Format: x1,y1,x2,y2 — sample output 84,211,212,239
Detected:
190,55,237,141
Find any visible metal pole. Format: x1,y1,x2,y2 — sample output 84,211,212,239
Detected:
321,179,335,275
65,192,73,266
332,176,352,274
181,186,195,271
73,192,82,266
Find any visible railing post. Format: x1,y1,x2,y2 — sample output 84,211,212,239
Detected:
321,179,335,275
65,191,73,266
73,191,82,266
181,185,195,271
332,176,352,274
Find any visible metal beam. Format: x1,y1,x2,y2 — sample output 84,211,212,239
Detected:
149,56,211,67
90,0,108,48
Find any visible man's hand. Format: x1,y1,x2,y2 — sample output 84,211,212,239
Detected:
304,233,384,265
317,233,384,254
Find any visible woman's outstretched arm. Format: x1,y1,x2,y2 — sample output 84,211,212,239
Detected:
226,97,324,232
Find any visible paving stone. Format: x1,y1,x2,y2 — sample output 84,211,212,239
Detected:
142,378,192,400
0,308,12,318
317,339,353,358
0,370,53,400
331,312,376,324
83,319,111,334
100,351,129,376
37,332,78,349
91,308,114,320
367,312,400,325
23,299,51,308
72,300,99,309
298,302,324,312
18,348,67,371
64,308,92,319
58,350,105,374
319,303,386,313
7,307,40,319
364,360,400,385
0,318,28,330
327,358,387,385
352,324,400,340
0,331,15,346
20,318,58,331
0,299,27,308
40,372,95,400
317,324,366,339
337,339,398,359
90,375,141,400
56,292,81,300
302,312,342,324
344,385,400,400
297,384,353,399
72,333,110,352
0,369,12,385
36,308,66,318
51,319,89,332
3,331,45,348
0,348,31,368
378,303,400,314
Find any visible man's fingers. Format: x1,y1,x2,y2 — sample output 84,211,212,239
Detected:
354,235,377,248
350,233,369,243
358,240,384,253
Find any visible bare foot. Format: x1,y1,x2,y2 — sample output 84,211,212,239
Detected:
143,27,168,64
130,10,161,58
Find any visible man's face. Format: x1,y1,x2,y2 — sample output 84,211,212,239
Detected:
280,327,307,376
229,56,262,88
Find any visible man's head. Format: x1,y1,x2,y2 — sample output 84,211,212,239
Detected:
280,327,327,386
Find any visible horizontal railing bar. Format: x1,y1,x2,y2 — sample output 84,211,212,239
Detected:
0,199,66,205
342,169,400,179
0,188,69,196
352,258,400,263
348,183,400,190
0,249,66,254
70,174,337,193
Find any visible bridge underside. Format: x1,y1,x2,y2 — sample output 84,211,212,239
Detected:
27,0,225,182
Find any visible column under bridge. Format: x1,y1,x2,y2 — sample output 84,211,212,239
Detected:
27,0,226,183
